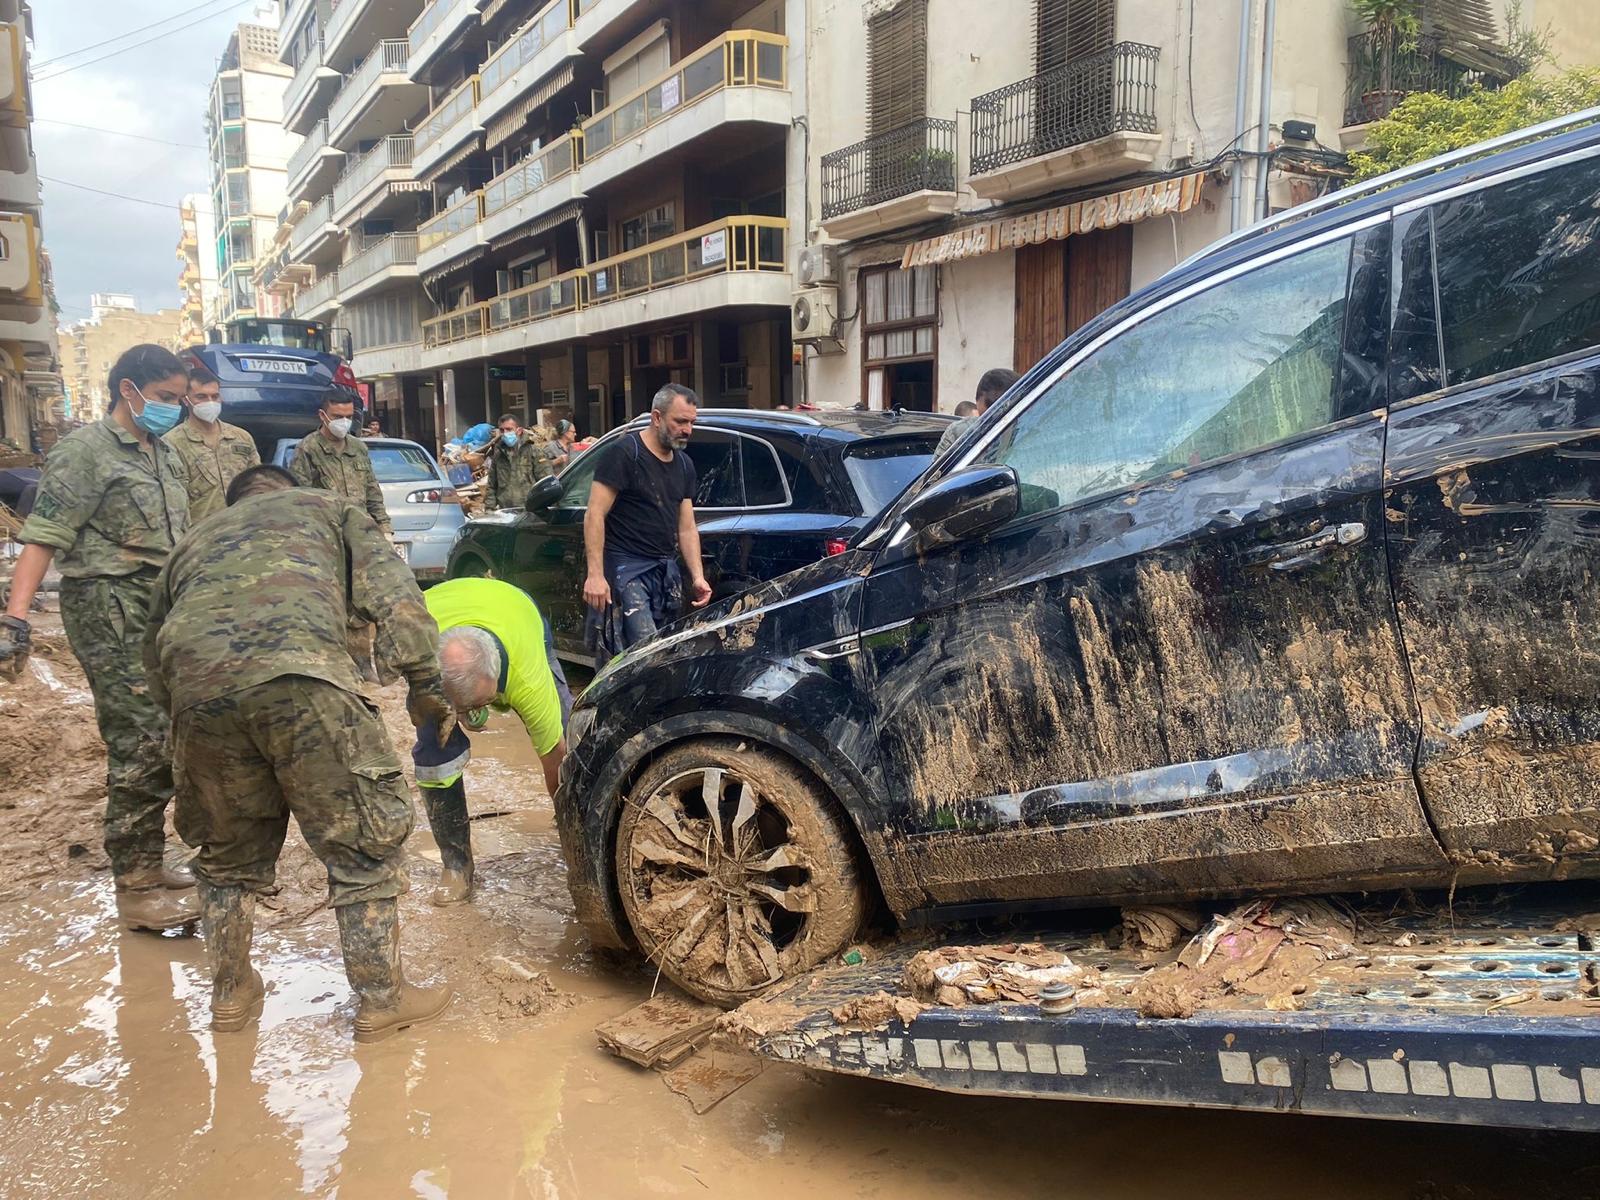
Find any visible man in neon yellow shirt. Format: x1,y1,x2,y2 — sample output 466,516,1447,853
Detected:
420,577,568,904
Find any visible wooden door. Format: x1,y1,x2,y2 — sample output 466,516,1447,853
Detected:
1014,241,1067,372
1066,224,1132,335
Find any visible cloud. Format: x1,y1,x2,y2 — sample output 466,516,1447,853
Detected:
31,1,264,323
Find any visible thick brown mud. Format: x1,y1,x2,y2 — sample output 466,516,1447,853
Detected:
1,614,1596,1198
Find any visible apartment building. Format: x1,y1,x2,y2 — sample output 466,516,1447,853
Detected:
208,16,297,329
0,1,62,449
798,0,1590,414
178,194,220,344
60,304,184,423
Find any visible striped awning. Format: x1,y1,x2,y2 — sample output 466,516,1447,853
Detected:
480,0,518,22
421,250,479,290
488,199,581,253
351,181,429,225
419,135,483,185
484,63,577,151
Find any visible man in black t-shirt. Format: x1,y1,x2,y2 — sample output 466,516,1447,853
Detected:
582,383,712,660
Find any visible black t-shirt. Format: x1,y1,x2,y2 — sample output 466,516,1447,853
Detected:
593,431,697,560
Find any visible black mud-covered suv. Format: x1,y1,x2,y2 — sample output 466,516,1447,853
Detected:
557,115,1600,1006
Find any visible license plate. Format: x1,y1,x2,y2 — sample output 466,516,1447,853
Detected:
239,358,309,375
394,541,410,563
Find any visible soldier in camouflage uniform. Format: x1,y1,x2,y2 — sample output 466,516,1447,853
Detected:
483,413,547,511
163,360,259,522
0,344,199,932
142,465,454,1041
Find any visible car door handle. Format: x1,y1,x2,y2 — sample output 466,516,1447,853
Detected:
1248,522,1367,572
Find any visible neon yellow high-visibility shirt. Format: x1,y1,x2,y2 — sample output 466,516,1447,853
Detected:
423,577,563,756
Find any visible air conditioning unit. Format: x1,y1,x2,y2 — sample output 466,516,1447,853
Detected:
792,285,842,352
796,242,840,287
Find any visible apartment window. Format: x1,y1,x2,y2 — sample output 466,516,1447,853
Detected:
1036,0,1114,70
861,263,937,412
867,0,928,134
620,202,676,251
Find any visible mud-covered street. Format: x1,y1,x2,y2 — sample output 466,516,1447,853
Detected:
0,610,1593,1199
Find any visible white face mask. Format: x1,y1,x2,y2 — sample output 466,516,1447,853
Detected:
191,400,222,424
326,417,353,439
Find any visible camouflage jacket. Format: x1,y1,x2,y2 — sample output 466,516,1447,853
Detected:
163,418,260,522
142,488,442,715
289,429,392,535
484,436,559,510
19,412,189,578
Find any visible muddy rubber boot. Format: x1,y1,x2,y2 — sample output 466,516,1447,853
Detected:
422,782,474,906
199,881,265,1032
162,860,197,889
336,898,452,1044
115,868,201,932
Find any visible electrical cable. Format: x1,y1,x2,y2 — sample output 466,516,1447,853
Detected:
34,0,246,68
35,1,252,82
40,175,182,210
34,119,204,150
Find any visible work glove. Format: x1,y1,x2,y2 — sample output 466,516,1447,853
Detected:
0,614,30,680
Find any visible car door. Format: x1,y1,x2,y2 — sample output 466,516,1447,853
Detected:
509,436,608,658
1383,146,1600,869
859,221,1447,911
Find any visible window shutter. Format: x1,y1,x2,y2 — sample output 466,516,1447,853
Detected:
1035,0,1115,71
867,0,928,135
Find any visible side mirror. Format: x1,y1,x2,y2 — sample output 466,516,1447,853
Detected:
525,475,564,512
901,465,1019,549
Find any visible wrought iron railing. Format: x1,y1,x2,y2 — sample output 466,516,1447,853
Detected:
284,36,329,121
582,30,787,160
423,215,787,347
970,42,1160,175
418,191,484,253
341,233,419,291
482,132,580,219
332,134,414,214
821,118,956,220
1342,30,1519,125
480,0,571,101
294,269,340,317
288,119,330,187
415,75,479,153
329,39,409,132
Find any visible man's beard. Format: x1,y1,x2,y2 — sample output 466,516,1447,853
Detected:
653,424,687,452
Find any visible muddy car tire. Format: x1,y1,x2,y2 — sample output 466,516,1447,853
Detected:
614,739,867,1008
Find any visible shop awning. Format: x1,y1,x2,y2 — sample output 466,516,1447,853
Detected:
900,171,1208,270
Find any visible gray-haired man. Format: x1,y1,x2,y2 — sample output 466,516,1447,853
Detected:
581,383,712,662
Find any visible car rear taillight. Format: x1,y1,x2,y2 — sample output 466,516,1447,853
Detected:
333,363,359,389
407,487,459,504
824,538,849,557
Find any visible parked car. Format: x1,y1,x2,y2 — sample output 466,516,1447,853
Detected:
444,408,953,663
554,119,1600,1006
272,437,464,582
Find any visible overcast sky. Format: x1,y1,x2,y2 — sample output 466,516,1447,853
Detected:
32,1,274,325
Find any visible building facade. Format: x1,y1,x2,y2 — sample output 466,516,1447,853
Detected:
208,16,296,330
61,306,185,424
0,2,62,450
178,194,220,344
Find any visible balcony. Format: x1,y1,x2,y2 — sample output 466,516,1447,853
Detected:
0,24,27,129
0,213,43,313
288,193,341,262
408,0,481,82
339,233,419,303
421,215,788,361
294,269,341,320
481,132,581,245
287,118,346,201
820,118,957,241
968,42,1162,203
284,37,341,135
327,40,421,147
478,0,576,129
416,190,485,273
325,0,419,66
331,134,415,223
1341,30,1519,136
413,75,482,179
580,30,788,194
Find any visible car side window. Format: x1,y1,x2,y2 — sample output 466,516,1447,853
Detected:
684,431,742,508
740,437,788,507
1432,153,1600,386
977,236,1354,516
555,441,607,509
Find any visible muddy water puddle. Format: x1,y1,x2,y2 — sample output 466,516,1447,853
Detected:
1,714,1594,1198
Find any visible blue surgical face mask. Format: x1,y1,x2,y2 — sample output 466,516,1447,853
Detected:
501,431,518,447
131,384,184,436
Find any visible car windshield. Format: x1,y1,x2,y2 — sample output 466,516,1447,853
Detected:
369,445,438,483
842,435,940,514
229,319,328,351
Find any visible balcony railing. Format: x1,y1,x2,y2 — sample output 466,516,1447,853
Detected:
409,0,473,59
483,132,580,219
284,36,329,121
288,118,331,184
418,191,484,252
341,233,419,291
422,215,786,347
821,117,956,220
1342,30,1519,125
329,39,410,132
295,269,341,317
583,30,787,160
289,194,334,254
332,134,415,212
480,0,571,101
970,42,1161,176
415,75,479,154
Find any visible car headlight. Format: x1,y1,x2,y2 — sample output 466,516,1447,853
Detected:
566,705,597,752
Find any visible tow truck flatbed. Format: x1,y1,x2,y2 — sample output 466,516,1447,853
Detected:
736,891,1600,1131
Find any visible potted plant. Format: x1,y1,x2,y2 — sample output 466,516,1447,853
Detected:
1352,0,1421,121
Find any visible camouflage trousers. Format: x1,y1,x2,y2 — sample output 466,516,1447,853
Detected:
59,572,173,877
171,676,414,906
